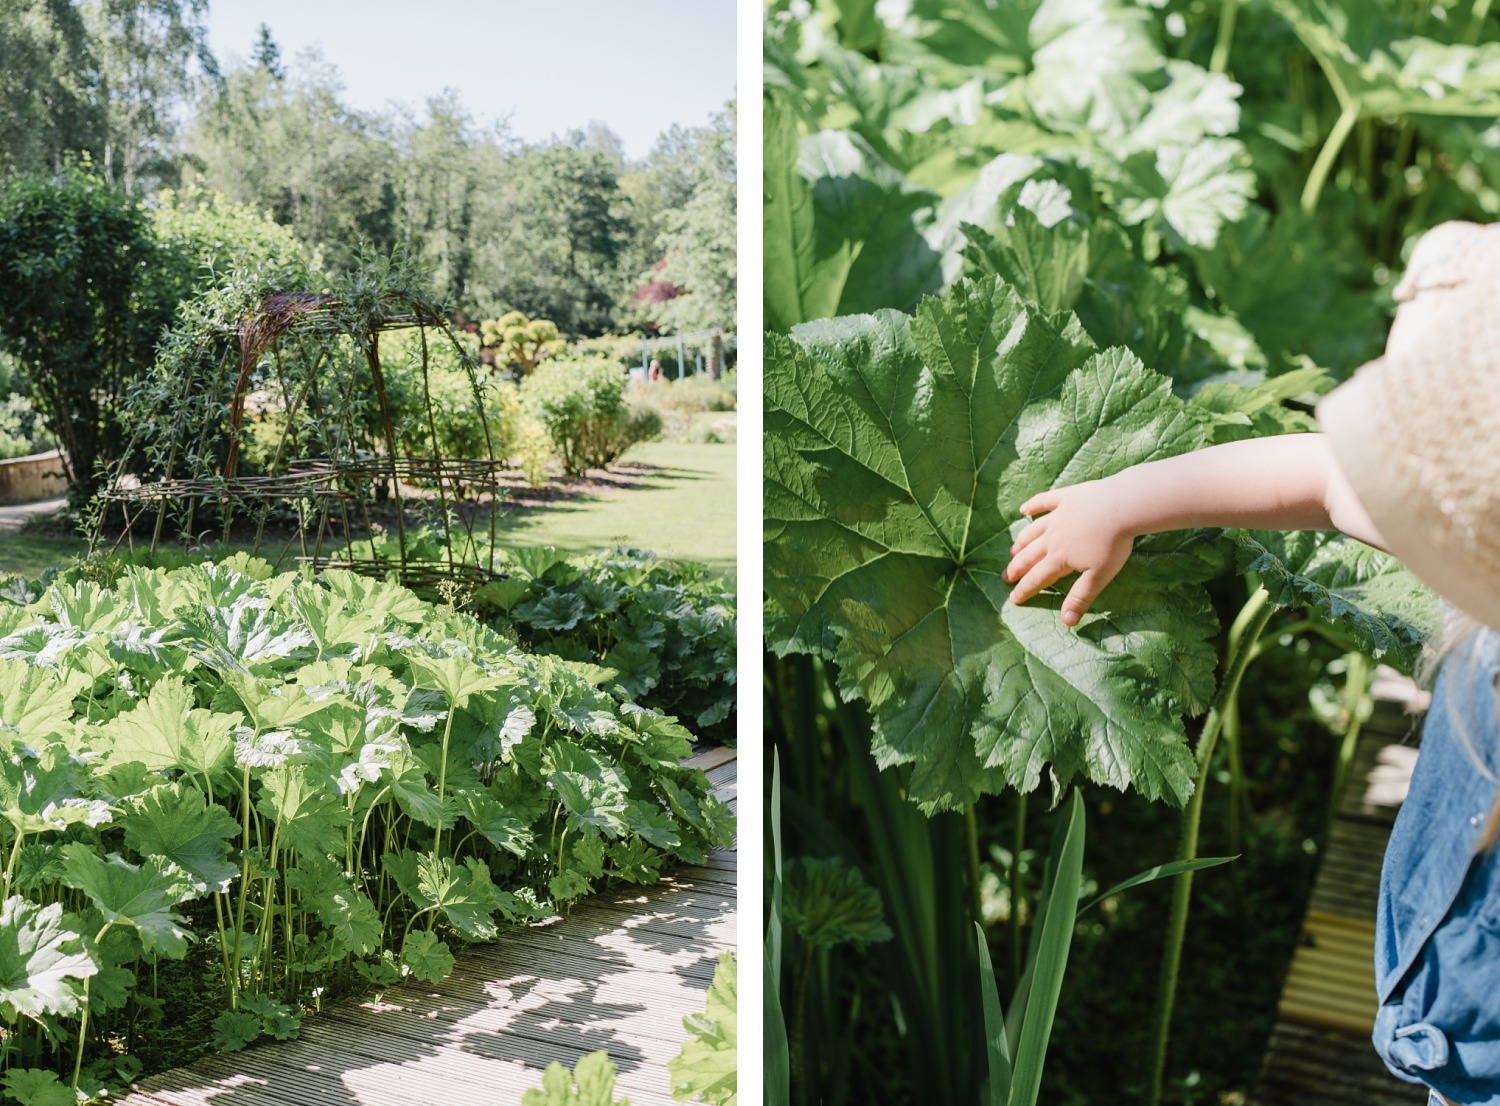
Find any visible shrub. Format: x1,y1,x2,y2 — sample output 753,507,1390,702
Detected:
475,547,737,745
638,374,737,416
515,418,554,487
379,328,515,461
615,396,664,455
0,393,54,460
521,356,635,476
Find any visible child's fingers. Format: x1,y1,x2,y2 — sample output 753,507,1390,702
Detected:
1008,556,1064,607
1019,490,1059,517
1060,569,1106,627
1008,516,1047,558
1003,538,1047,583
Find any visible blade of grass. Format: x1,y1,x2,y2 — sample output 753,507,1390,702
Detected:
1009,790,1085,1106
1077,856,1239,917
974,921,1012,1106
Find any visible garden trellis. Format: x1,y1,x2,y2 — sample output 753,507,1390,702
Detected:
638,328,736,380
94,258,505,591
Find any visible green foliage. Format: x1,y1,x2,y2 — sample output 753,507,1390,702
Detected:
0,1,103,180
496,139,631,337
763,3,1463,1101
522,357,640,476
481,311,565,377
0,164,166,502
0,395,53,461
514,418,555,487
647,105,737,336
766,277,1222,811
475,548,737,747
379,326,515,463
669,952,737,1106
0,557,731,1090
1237,530,1440,671
782,858,892,947
0,168,315,503
522,1051,631,1106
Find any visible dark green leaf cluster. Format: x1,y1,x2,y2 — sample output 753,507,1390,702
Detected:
0,556,731,1091
476,548,737,747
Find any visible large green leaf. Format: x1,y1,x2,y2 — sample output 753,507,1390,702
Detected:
765,278,1221,811
782,856,893,947
793,130,1041,319
121,782,239,894
765,87,830,332
404,651,505,709
0,1068,77,1106
59,845,191,960
0,896,96,1021
1270,0,1500,118
254,767,349,860
0,659,85,744
522,1051,630,1106
0,743,100,836
101,675,238,778
668,951,737,1106
1236,530,1440,672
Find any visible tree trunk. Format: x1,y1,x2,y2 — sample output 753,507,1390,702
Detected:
708,329,723,380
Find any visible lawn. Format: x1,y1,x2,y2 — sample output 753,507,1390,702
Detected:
0,440,737,582
495,441,737,580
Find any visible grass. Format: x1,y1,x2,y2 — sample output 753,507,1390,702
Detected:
495,440,736,580
0,529,86,580
0,440,737,582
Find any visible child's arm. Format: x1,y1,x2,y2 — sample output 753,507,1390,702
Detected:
1003,434,1385,626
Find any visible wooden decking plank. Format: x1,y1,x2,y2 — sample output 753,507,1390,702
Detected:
119,758,737,1106
1252,680,1426,1104
685,746,736,773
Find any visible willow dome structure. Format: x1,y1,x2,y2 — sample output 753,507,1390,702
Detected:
95,256,506,591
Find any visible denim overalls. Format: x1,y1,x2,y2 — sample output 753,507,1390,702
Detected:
1375,630,1500,1105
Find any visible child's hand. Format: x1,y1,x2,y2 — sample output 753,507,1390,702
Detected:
1003,481,1135,627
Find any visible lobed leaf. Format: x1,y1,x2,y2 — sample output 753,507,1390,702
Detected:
766,277,1220,811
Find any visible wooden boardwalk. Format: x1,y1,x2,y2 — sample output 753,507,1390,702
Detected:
1250,674,1427,1106
120,749,737,1106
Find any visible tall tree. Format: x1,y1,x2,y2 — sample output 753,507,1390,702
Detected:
478,135,630,336
649,102,736,335
84,0,219,191
392,92,488,311
250,22,283,80
0,167,168,498
0,0,106,178
183,51,397,272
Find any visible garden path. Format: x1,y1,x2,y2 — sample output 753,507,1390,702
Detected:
118,748,737,1106
0,495,64,535
1250,672,1427,1105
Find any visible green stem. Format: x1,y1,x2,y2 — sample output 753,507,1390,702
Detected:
253,823,281,992
1302,101,1362,215
1328,651,1371,827
1468,0,1494,44
230,756,256,1010
356,785,392,875
1010,792,1027,985
1144,587,1274,1106
3,829,25,902
432,706,456,858
1209,0,1241,74
73,921,117,1091
791,940,815,1106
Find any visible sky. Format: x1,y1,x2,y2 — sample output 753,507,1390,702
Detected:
201,1,738,161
